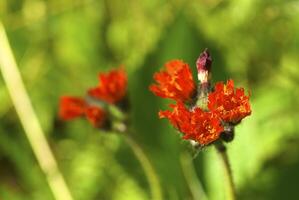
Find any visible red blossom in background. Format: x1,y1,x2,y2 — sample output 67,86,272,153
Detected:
85,106,106,127
88,68,127,104
159,102,224,145
59,96,106,128
59,96,86,120
59,67,128,129
149,60,196,103
208,79,251,124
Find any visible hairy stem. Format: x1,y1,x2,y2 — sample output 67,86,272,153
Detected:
123,134,163,200
215,142,236,200
0,21,73,200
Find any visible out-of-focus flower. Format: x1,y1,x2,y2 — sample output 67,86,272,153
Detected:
149,60,196,103
159,102,223,145
208,79,251,124
60,67,128,128
88,68,127,104
59,96,106,128
59,96,86,120
85,106,106,127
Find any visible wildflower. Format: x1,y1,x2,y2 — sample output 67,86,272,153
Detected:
59,96,86,120
208,79,251,124
85,106,106,127
149,60,196,103
150,49,251,146
88,68,127,104
60,67,128,129
159,102,223,145
59,96,106,128
187,109,223,145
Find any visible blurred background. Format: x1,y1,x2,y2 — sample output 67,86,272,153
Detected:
1,0,299,199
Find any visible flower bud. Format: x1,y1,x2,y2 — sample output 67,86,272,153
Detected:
196,49,212,83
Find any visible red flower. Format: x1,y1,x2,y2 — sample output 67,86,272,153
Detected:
59,96,86,120
149,60,196,102
85,106,106,127
159,102,223,145
88,68,127,104
59,96,106,127
208,79,251,123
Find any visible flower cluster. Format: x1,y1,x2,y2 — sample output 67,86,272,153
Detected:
150,49,251,146
59,68,127,128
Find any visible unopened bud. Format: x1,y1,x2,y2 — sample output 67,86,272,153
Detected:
196,49,212,83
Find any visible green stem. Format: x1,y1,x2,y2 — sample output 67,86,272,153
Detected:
215,142,236,200
123,134,163,200
180,152,208,200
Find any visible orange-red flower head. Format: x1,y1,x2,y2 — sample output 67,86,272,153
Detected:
188,109,223,145
159,102,223,145
208,79,251,124
88,68,127,104
149,60,196,103
59,96,106,128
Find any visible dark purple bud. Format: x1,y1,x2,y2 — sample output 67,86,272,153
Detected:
196,48,212,72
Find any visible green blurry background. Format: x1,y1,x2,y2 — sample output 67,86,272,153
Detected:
1,0,299,199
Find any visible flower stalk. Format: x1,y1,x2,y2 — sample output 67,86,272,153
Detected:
123,134,163,200
215,141,236,200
